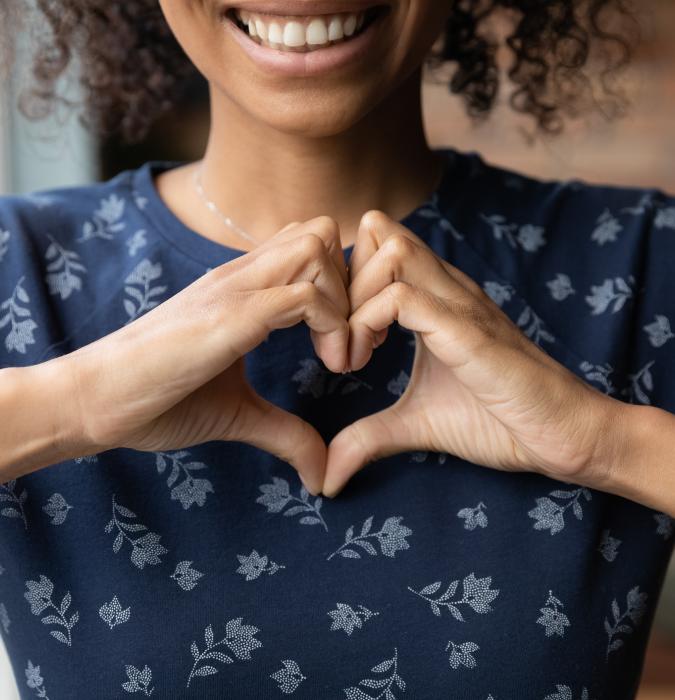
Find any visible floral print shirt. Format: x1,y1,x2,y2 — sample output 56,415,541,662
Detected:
0,149,674,700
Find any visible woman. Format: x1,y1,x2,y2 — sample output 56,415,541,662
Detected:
0,0,673,697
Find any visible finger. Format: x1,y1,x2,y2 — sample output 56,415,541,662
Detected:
255,280,351,373
323,404,415,498
235,391,326,496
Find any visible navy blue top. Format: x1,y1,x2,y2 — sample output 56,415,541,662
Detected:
0,148,674,700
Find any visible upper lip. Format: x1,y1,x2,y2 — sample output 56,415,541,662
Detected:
221,1,388,16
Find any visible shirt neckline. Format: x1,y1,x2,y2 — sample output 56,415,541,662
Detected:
130,148,461,268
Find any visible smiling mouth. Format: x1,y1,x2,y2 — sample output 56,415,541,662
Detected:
224,5,389,53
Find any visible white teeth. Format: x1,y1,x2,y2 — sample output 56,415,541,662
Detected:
343,14,357,37
233,9,370,51
283,21,306,47
328,16,344,41
306,19,329,45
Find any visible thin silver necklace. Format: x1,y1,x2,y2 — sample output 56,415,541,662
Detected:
192,162,260,246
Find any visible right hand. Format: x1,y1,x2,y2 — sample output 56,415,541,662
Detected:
63,216,352,494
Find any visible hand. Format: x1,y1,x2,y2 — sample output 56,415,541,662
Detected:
322,211,621,497
66,217,354,495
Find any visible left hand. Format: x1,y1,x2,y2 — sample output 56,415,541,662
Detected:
322,211,622,497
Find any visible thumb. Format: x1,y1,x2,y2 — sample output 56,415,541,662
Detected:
323,405,413,498
234,391,327,496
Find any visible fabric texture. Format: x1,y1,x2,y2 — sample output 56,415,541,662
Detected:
0,148,674,699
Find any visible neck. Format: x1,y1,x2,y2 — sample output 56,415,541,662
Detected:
159,68,444,251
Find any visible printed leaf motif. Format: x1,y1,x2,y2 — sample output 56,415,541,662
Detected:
23,575,77,646
106,494,167,569
25,659,50,699
126,229,148,256
536,591,571,637
597,529,621,562
154,450,213,509
270,659,307,695
171,560,204,591
292,358,372,398
328,602,379,635
78,193,126,242
457,502,488,531
643,315,674,348
235,549,285,581
479,213,546,252
99,595,131,629
408,572,499,621
445,640,479,669
0,479,28,529
547,273,576,301
343,648,404,699
585,277,635,316
122,664,154,696
483,281,515,307
528,487,592,535
1,277,38,354
654,206,675,230
42,492,73,525
621,361,655,405
516,304,555,346
186,617,262,688
604,585,648,659
0,603,10,634
327,516,412,561
43,234,87,300
591,209,623,246
654,512,674,540
123,259,168,324
579,361,616,395
0,229,9,264
256,476,328,531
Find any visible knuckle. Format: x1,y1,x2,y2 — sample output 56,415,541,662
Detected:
387,280,411,302
382,233,416,263
297,232,326,259
360,209,389,231
293,279,319,303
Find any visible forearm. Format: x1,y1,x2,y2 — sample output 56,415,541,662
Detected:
0,358,93,482
586,401,675,518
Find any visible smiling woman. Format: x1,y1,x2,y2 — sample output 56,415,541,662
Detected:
0,1,674,699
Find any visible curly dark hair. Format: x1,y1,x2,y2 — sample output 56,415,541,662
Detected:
0,0,641,145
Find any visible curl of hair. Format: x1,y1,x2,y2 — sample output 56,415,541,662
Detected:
0,0,641,144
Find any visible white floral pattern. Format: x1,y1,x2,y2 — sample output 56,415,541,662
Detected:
408,572,499,621
343,648,405,699
155,450,214,509
122,664,154,695
270,659,306,694
0,277,38,353
23,575,78,646
25,660,50,699
42,493,73,525
536,591,570,637
170,560,204,590
327,516,413,561
43,234,87,300
99,595,131,629
256,477,327,530
604,586,648,658
123,258,168,323
528,488,592,535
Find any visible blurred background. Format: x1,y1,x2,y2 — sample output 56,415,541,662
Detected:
0,0,674,698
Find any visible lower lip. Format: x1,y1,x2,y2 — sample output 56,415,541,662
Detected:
221,11,389,77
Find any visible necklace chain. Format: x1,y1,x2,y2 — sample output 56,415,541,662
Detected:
192,163,260,246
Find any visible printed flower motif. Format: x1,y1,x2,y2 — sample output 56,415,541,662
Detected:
457,502,488,531
0,229,10,263
0,478,28,529
187,618,262,688
597,530,621,562
408,572,499,621
79,193,126,241
445,640,479,669
291,358,372,398
0,603,10,634
343,647,405,700
387,370,409,397
43,235,87,300
604,585,648,658
104,494,168,569
483,281,515,307
74,454,99,464
591,209,623,246
479,213,546,252
579,361,616,395
654,512,674,540
328,603,379,635
409,451,447,465
621,360,655,405
585,277,634,316
155,451,214,509
126,229,148,256
236,550,285,581
256,477,328,530
643,315,674,348
536,591,570,637
528,487,592,535
0,277,38,354
132,191,148,211
25,660,50,699
122,664,154,696
516,304,555,346
654,206,675,230
23,574,78,646
99,595,131,629
327,515,412,561
547,274,576,301
41,493,73,525
544,686,592,700
270,659,306,695
418,191,464,240
621,193,658,216
171,560,204,591
123,258,168,324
